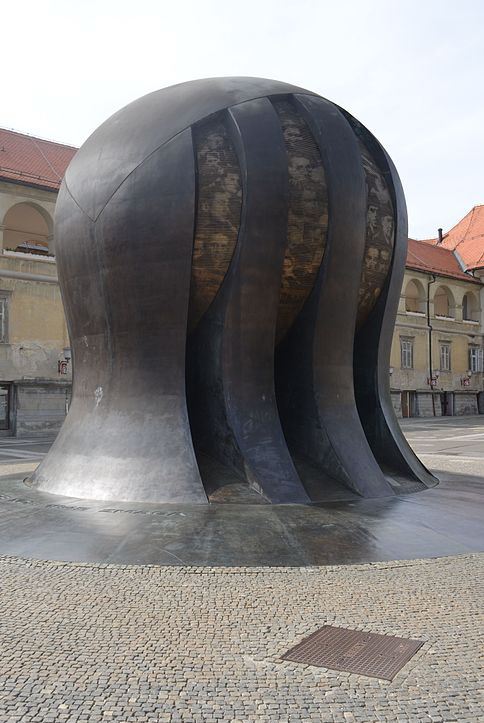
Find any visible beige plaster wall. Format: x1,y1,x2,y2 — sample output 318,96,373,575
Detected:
391,269,484,395
0,181,55,253
0,181,70,383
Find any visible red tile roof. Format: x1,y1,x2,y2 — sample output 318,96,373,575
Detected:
406,238,479,282
421,205,484,271
0,128,77,191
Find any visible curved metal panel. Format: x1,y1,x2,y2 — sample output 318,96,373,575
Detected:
31,130,206,503
66,77,318,221
187,98,309,503
345,115,438,490
275,94,394,498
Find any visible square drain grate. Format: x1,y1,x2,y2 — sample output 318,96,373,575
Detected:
282,625,424,680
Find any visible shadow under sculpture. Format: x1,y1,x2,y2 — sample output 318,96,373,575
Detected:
29,77,438,504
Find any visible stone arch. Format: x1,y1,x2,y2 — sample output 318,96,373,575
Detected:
433,284,455,318
462,290,479,321
1,201,54,255
404,277,426,313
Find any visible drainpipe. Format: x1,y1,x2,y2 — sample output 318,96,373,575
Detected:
427,273,436,415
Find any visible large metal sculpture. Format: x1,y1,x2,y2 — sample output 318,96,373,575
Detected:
30,77,437,503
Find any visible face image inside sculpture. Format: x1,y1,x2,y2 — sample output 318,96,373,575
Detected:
28,77,438,505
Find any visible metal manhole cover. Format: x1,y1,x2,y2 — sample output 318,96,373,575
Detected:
282,625,424,680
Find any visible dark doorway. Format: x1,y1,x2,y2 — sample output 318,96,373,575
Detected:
440,392,454,416
0,385,11,431
478,392,484,415
401,391,417,418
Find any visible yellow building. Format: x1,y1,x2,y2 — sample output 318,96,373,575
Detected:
0,128,76,435
391,228,484,417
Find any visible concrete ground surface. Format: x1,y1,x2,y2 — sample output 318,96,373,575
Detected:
0,417,482,721
400,414,484,474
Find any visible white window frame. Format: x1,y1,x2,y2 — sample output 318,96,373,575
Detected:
469,346,484,373
400,338,414,369
439,343,451,371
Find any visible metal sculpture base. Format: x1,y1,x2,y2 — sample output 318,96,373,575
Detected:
0,472,480,566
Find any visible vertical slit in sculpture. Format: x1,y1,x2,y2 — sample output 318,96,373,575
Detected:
346,115,438,491
271,98,340,498
271,98,329,344
275,94,394,499
188,115,243,331
187,99,310,503
186,114,245,497
355,138,394,328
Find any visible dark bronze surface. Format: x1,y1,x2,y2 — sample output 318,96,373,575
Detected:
29,77,438,504
275,94,393,498
2,472,481,565
282,625,424,680
31,131,206,503
347,113,438,492
187,98,309,503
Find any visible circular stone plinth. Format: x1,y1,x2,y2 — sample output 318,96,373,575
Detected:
0,474,482,566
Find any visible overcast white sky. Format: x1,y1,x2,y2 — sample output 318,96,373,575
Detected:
2,0,483,238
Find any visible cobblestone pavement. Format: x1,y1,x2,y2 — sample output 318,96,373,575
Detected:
0,553,482,722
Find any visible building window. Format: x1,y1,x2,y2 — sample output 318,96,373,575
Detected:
404,279,425,314
434,286,455,318
400,338,414,369
469,346,484,373
0,297,8,343
440,343,451,371
462,292,479,322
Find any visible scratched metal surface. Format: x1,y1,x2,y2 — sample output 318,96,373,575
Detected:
1,473,481,565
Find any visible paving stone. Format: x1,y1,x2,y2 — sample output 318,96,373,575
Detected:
0,553,481,721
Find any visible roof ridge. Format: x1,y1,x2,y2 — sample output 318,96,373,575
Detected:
453,206,476,251
413,205,484,247
408,241,447,268
410,235,439,245
0,126,78,150
439,206,474,247
0,165,60,183
410,237,453,252
406,237,481,282
405,262,481,282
